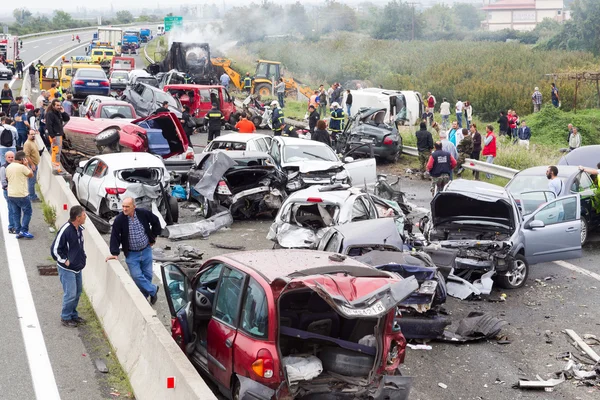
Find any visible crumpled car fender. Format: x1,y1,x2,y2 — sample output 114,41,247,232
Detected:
237,375,275,400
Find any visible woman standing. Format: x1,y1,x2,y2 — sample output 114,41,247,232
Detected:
464,101,473,130
0,83,13,114
470,123,482,180
482,125,497,180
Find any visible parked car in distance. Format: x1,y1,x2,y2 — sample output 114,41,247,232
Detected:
161,249,416,400
164,83,238,124
423,179,582,292
78,95,114,117
337,107,402,163
70,68,110,99
203,133,272,153
124,82,182,118
109,70,129,90
128,69,158,87
84,98,137,119
505,165,599,245
188,150,286,219
70,153,178,232
0,63,14,80
268,136,377,192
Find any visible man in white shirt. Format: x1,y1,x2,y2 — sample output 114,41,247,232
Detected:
440,98,451,130
455,99,464,128
546,166,563,197
35,91,49,109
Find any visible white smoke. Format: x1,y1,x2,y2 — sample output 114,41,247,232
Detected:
167,23,237,56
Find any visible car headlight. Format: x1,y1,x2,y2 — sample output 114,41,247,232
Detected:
333,170,348,183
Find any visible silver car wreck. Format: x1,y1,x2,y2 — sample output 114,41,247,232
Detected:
422,180,583,298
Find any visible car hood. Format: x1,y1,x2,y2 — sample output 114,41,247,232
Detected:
431,191,514,228
284,160,343,173
272,273,418,319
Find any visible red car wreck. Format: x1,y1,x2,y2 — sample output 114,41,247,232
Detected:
61,112,189,172
161,250,416,400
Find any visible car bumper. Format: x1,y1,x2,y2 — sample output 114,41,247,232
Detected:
163,159,194,177
0,74,12,80
110,83,127,90
72,86,110,97
348,141,400,158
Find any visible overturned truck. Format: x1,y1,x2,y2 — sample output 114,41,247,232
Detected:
148,42,217,85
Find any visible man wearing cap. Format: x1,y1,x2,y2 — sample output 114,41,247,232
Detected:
271,100,284,136
532,87,542,113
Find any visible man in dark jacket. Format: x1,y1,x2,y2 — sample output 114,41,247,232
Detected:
308,104,320,133
9,96,22,118
312,120,332,146
205,104,224,143
46,99,70,173
154,101,170,114
497,111,509,136
427,141,457,196
106,198,162,304
51,205,88,327
415,121,434,177
271,100,284,136
281,124,299,138
29,64,37,89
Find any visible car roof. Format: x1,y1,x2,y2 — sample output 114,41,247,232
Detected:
212,133,269,143
92,153,165,169
445,179,510,199
221,250,371,283
165,84,226,90
558,145,600,168
275,137,326,147
129,69,151,77
514,165,580,178
286,185,361,203
75,68,105,74
331,218,403,250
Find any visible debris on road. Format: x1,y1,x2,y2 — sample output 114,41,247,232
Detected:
516,374,565,390
565,329,600,363
153,244,204,262
438,382,448,389
167,209,233,240
94,359,109,373
211,243,246,251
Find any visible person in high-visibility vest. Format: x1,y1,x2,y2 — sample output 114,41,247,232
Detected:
329,102,345,147
271,100,284,136
243,73,252,94
205,104,224,143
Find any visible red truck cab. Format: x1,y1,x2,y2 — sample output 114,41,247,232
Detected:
163,84,238,123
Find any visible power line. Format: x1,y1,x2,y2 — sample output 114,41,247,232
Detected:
407,2,420,41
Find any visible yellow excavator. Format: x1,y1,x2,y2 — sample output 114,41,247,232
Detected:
211,57,314,100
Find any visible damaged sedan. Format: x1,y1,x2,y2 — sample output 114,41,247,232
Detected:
421,180,582,298
161,250,416,400
188,150,287,219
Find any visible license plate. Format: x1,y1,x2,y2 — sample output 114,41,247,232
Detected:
87,82,99,86
360,137,374,143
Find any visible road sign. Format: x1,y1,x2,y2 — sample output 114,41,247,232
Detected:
164,16,183,32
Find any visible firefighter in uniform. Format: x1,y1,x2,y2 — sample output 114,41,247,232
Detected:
205,104,224,143
426,141,457,196
281,124,299,138
271,100,284,136
14,57,24,79
329,102,345,147
243,73,252,94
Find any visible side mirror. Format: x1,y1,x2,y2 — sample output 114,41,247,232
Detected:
528,219,545,229
343,156,354,163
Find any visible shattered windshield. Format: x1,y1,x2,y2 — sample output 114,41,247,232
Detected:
283,145,338,163
507,175,568,198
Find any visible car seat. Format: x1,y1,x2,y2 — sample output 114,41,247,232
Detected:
299,295,340,337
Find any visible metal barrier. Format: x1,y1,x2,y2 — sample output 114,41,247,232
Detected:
144,43,154,64
461,158,519,179
18,23,136,40
402,146,418,157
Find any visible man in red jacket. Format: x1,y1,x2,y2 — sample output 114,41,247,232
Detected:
482,125,497,180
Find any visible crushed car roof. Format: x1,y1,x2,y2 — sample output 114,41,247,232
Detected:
329,218,403,251
286,185,364,203
444,179,510,200
221,249,382,282
211,133,270,143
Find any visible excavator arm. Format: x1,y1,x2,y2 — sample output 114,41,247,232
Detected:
211,57,243,90
283,77,312,101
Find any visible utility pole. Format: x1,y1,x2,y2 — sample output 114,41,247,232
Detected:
407,2,419,41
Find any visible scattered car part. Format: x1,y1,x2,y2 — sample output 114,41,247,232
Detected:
167,208,233,240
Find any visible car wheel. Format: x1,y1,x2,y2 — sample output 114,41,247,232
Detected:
386,150,400,163
70,180,78,197
229,112,240,126
581,218,588,246
497,254,529,289
231,379,240,400
95,128,120,147
168,195,179,224
251,116,262,129
319,346,374,377
198,195,213,218
255,83,272,98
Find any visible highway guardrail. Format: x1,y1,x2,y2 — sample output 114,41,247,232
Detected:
461,158,519,179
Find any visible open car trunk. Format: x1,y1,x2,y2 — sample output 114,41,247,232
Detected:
274,274,417,399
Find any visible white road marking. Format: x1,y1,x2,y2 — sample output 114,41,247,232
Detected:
0,196,61,399
33,46,39,49
50,42,90,66
554,260,600,282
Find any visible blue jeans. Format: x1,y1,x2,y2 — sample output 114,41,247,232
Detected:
486,155,495,179
441,115,449,129
28,168,39,200
58,267,82,320
17,130,27,149
277,92,285,108
456,113,463,128
8,196,32,233
3,189,15,229
0,147,16,165
552,99,559,108
125,246,157,298
346,104,352,116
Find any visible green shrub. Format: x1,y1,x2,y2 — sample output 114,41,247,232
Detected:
526,106,600,147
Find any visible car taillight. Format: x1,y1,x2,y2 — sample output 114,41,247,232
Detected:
185,150,194,160
252,349,274,379
307,197,322,203
216,180,232,195
74,80,85,85
105,187,126,195
100,81,110,87
383,136,393,145
171,317,185,351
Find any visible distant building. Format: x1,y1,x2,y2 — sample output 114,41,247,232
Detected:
482,0,569,31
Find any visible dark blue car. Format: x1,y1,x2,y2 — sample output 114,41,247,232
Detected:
70,68,110,99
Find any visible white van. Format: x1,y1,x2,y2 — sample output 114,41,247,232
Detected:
347,88,425,126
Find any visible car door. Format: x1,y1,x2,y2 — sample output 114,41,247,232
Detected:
522,194,582,264
343,156,377,191
161,263,195,352
207,266,247,389
142,86,156,116
570,172,599,226
269,139,282,169
76,159,99,209
87,161,109,213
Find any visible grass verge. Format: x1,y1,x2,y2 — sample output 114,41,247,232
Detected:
37,185,57,230
143,36,166,65
78,292,135,398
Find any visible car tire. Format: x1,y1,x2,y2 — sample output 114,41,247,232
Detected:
251,116,262,129
320,347,374,377
497,254,529,289
229,112,240,126
197,195,213,218
581,217,589,246
95,128,120,147
70,180,78,197
386,150,400,163
168,195,179,224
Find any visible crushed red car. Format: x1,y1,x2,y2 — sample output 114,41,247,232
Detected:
161,250,416,400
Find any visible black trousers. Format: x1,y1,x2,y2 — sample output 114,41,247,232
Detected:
208,129,220,142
